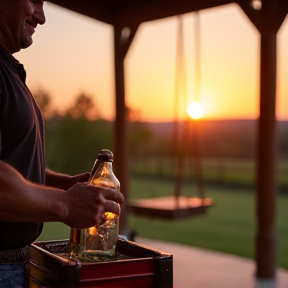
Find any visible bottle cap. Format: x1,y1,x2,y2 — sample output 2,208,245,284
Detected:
97,149,114,162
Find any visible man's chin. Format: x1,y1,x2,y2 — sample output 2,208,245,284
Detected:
21,38,33,50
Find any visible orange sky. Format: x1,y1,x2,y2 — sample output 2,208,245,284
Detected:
16,3,288,122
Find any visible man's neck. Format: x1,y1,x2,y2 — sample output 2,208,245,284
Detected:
0,38,13,55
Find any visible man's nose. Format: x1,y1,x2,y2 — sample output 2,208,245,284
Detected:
34,5,46,25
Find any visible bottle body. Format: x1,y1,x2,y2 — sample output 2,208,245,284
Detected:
67,150,120,262
84,210,119,261
84,160,120,261
67,228,85,258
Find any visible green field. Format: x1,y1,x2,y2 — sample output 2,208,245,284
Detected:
39,177,288,269
132,157,288,192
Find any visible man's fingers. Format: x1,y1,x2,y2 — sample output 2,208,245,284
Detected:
105,200,121,216
96,186,124,206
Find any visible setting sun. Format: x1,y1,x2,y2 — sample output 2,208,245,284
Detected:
187,101,204,119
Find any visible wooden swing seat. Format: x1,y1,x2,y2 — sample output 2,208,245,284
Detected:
128,196,213,220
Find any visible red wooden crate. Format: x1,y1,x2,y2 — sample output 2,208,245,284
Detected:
26,238,173,288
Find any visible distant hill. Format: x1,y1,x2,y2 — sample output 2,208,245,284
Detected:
144,119,288,158
146,119,257,136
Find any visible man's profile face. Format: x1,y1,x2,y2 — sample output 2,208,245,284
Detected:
0,0,46,54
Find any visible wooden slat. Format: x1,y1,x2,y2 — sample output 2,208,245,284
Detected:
128,196,213,220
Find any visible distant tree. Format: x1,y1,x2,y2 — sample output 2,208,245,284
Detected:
126,107,142,122
33,87,53,119
278,122,288,158
126,107,155,157
45,115,113,175
67,93,100,120
129,121,154,156
45,92,114,174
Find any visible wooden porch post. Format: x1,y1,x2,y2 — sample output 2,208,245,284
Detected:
237,0,288,283
113,25,138,236
255,28,277,281
255,0,288,280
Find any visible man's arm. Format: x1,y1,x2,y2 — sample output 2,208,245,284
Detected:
0,160,124,228
45,168,90,190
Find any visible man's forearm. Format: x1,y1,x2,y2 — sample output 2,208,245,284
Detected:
0,161,67,223
46,168,71,190
46,169,90,190
0,161,123,228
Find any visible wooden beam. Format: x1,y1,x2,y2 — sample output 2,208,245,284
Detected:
236,0,262,32
255,28,277,281
47,0,114,24
256,2,277,281
237,0,288,33
113,25,138,237
275,0,288,31
261,0,288,32
113,0,236,26
237,1,288,281
48,0,237,26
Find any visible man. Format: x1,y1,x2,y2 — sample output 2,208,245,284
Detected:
0,0,124,287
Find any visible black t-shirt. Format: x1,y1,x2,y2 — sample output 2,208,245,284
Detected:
0,44,45,250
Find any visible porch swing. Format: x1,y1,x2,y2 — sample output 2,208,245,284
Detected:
128,13,213,220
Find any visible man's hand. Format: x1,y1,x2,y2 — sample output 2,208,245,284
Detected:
68,172,91,186
46,169,90,190
62,183,124,229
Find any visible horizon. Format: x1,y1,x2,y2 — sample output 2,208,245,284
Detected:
45,115,288,123
132,118,288,123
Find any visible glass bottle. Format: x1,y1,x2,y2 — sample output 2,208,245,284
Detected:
67,149,120,262
85,149,120,261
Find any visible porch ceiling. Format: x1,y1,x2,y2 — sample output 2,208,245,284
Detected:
47,0,236,26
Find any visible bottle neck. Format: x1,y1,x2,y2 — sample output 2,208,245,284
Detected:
90,159,103,181
90,159,120,189
100,161,113,176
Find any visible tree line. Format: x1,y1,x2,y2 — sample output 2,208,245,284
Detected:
33,88,288,177
33,88,155,175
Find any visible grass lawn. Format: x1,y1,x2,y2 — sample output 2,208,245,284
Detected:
38,177,288,269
